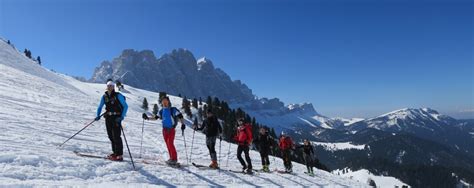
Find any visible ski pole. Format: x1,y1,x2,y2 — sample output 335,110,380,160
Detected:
139,119,145,158
226,141,231,168
219,137,222,165
121,125,136,170
182,127,189,166
189,129,195,163
272,147,277,171
272,147,276,163
58,113,105,148
219,136,222,172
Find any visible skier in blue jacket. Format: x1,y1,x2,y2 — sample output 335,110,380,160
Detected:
95,80,128,161
142,96,185,165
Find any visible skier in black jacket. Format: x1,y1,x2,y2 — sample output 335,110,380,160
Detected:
297,139,315,175
254,127,273,172
193,109,222,169
95,81,128,161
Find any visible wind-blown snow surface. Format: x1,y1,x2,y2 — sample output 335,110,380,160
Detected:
332,168,409,188
0,40,367,187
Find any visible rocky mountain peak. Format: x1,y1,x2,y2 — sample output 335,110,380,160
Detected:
197,57,215,71
90,48,255,103
288,103,317,114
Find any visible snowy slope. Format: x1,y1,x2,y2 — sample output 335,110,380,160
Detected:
244,106,346,141
333,117,365,127
0,40,367,187
332,168,410,188
312,142,366,151
362,108,456,131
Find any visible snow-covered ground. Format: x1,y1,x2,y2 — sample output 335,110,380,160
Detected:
333,117,365,126
332,168,409,188
312,142,366,151
0,39,368,187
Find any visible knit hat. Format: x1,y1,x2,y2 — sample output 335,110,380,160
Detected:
106,81,115,87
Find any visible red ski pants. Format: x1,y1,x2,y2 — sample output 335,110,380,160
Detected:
163,128,177,161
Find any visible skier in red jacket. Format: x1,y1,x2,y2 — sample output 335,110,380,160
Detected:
279,131,295,173
233,118,253,173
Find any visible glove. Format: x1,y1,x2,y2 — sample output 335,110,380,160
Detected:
94,116,101,121
142,113,149,120
181,123,186,131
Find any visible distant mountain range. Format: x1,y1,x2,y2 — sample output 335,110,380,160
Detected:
89,49,335,134
345,108,474,154
89,49,474,169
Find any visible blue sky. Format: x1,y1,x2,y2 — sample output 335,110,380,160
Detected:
1,0,472,119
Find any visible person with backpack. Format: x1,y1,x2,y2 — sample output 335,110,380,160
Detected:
193,109,222,169
233,118,253,173
297,139,315,175
279,131,295,173
95,80,128,161
253,127,273,172
142,96,186,166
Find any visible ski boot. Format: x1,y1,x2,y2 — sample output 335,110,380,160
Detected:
242,165,247,172
246,168,253,174
166,159,178,166
106,153,116,160
263,165,270,172
209,160,219,169
109,155,123,161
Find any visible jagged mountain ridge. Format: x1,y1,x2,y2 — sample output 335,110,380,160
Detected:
91,48,254,103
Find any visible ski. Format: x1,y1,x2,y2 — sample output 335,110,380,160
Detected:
73,151,185,168
74,151,139,164
276,169,293,174
254,169,272,173
191,162,207,168
192,162,219,170
228,169,255,175
142,160,188,168
74,151,109,160
304,172,315,177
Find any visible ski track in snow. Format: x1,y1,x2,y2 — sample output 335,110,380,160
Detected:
0,40,367,187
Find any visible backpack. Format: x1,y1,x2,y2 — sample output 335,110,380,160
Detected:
116,93,126,111
103,92,126,112
279,136,293,150
236,123,252,145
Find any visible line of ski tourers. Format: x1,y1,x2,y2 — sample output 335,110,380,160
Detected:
66,81,318,176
